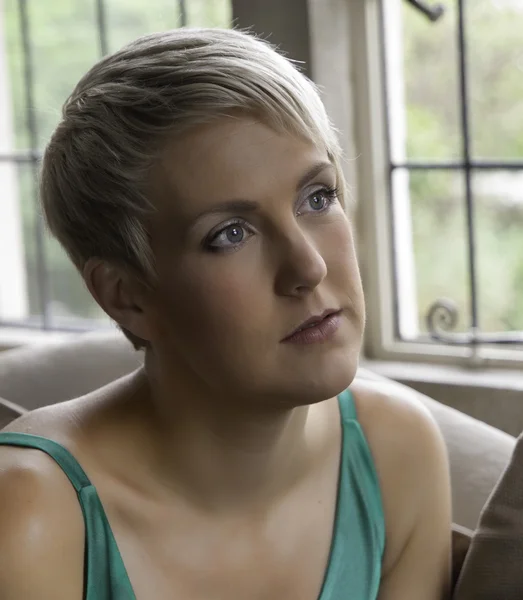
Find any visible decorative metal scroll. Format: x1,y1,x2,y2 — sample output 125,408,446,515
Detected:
405,0,446,22
426,299,523,345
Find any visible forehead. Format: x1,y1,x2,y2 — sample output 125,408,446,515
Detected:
154,116,332,217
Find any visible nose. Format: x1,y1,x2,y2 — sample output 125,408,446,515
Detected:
273,228,328,297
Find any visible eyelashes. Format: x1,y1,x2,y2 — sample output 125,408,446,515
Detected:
204,185,340,253
299,186,339,215
205,219,254,253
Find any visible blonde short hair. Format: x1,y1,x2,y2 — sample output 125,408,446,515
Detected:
40,27,345,349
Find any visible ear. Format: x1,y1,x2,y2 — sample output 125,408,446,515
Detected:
83,258,154,342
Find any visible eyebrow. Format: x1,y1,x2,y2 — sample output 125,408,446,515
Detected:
190,160,335,224
295,161,334,191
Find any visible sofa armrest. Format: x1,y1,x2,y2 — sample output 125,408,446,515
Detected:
452,524,473,591
0,397,27,429
0,330,142,410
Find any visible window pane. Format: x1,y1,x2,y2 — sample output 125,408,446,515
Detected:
186,0,232,27
31,0,100,150
4,0,232,155
107,0,182,52
4,0,29,150
467,0,523,160
18,163,40,321
5,0,100,151
14,165,110,328
0,162,106,329
398,169,470,337
0,162,42,327
474,170,523,332
2,0,232,331
385,0,461,162
107,0,231,52
45,235,109,328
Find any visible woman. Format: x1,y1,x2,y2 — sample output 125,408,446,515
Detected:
0,28,451,599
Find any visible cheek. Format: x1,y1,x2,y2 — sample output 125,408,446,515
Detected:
320,216,360,280
157,256,268,345
320,217,365,321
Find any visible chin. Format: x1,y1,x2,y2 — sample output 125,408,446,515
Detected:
274,347,360,408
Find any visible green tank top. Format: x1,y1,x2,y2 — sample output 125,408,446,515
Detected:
0,389,384,599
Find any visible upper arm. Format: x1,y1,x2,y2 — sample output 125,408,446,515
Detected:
353,379,452,600
0,449,85,599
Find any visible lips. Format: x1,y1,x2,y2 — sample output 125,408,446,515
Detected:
283,309,341,341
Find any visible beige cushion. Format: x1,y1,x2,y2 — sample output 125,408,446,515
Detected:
0,329,142,410
453,432,523,599
452,524,473,592
0,396,27,429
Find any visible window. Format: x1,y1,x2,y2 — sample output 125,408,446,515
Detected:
0,0,231,333
3,0,522,369
354,0,523,367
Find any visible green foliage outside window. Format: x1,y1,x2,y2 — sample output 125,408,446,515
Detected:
3,0,523,335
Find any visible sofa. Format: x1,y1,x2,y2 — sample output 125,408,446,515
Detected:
0,330,517,587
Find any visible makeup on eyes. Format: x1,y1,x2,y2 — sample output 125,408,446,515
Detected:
203,183,340,253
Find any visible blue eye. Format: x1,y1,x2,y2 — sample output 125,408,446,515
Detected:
300,186,339,215
204,186,340,254
223,224,244,244
309,191,329,211
206,220,253,252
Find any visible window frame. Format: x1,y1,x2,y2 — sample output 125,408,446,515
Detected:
350,0,523,369
2,0,523,370
0,0,192,337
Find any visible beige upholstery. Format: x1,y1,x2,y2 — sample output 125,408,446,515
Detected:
0,396,26,429
452,524,473,591
0,330,516,530
0,330,142,410
453,431,523,599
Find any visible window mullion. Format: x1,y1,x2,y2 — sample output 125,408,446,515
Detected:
456,0,479,337
18,0,50,328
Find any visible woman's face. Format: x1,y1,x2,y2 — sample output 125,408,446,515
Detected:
145,116,365,407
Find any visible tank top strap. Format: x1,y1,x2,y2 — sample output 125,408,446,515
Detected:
0,432,92,491
337,388,359,422
0,431,136,600
318,389,385,599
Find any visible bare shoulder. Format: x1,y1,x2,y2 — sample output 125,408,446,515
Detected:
350,377,451,595
350,376,446,473
0,374,141,597
0,443,85,599
349,374,449,497
350,378,440,439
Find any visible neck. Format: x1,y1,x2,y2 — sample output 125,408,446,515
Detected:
127,365,326,513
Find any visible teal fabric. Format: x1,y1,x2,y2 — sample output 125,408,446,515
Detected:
317,389,385,599
0,432,135,599
0,389,384,599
